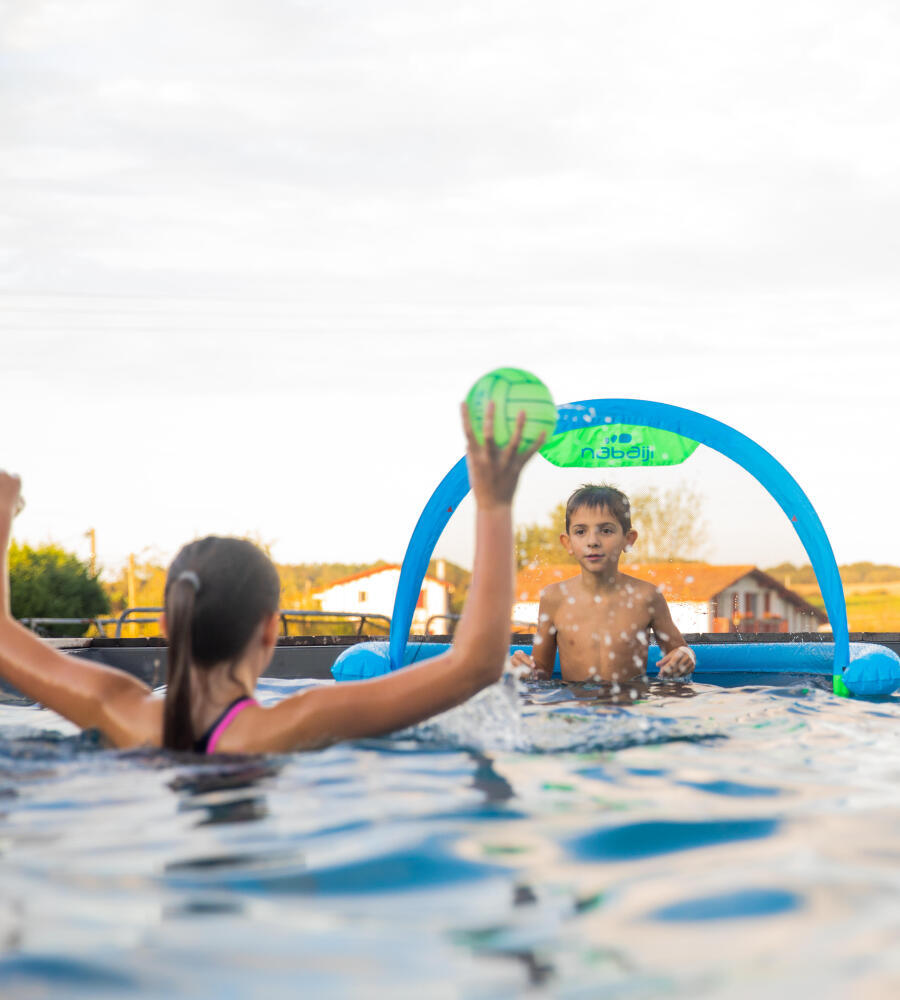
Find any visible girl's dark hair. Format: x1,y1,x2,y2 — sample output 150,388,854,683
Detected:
163,537,280,751
565,484,632,534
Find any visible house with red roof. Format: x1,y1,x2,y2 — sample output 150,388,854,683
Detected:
514,562,827,634
315,563,451,634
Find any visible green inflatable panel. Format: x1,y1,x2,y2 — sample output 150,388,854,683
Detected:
540,423,700,468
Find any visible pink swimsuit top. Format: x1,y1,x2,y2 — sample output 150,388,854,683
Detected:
193,696,257,754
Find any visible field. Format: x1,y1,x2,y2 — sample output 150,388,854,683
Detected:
794,581,900,632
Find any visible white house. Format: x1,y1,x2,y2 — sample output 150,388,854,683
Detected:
314,563,451,633
513,562,827,634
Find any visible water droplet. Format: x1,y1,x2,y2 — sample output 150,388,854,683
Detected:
636,630,646,643
568,596,576,604
628,688,638,699
572,623,579,632
534,635,543,645
549,625,557,635
539,613,550,623
594,595,602,603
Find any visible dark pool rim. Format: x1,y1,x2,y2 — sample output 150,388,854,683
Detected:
12,631,896,691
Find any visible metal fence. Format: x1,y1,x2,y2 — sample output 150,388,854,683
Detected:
19,608,392,639
21,609,533,640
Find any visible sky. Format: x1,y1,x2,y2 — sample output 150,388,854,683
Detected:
2,0,899,577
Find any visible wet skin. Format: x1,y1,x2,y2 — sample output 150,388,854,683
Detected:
518,504,693,684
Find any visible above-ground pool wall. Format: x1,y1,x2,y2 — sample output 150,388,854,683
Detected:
3,635,899,704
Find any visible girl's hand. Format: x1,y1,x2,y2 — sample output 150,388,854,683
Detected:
461,402,545,508
0,471,23,521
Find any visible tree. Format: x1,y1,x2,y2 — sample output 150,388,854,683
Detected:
625,485,709,563
515,484,709,569
9,542,110,636
515,502,567,569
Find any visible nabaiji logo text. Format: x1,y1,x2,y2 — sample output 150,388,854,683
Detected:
580,433,653,463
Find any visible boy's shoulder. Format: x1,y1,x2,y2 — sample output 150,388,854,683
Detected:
539,577,575,605
616,572,661,600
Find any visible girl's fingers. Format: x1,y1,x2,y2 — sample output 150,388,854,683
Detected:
505,409,527,457
460,402,478,451
518,429,547,464
482,400,497,452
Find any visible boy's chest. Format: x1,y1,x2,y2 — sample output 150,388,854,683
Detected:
553,593,653,642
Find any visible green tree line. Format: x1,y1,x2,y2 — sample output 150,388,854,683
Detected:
8,542,110,637
9,541,473,637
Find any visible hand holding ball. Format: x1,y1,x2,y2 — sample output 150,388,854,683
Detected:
465,368,557,451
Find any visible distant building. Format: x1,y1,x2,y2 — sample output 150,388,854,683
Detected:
513,562,827,634
314,563,451,633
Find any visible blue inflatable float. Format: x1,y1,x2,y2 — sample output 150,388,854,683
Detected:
333,398,900,698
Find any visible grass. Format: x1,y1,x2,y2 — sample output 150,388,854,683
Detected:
797,581,900,632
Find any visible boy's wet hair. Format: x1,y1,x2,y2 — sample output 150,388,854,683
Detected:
565,484,632,534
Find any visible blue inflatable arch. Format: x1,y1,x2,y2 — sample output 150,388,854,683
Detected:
333,399,900,696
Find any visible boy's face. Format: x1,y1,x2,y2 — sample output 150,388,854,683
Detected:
561,504,638,572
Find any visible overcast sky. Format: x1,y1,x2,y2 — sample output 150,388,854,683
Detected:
2,0,899,576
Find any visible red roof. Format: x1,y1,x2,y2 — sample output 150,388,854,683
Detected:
515,562,825,620
313,564,450,595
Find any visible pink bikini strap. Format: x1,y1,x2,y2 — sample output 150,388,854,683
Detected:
206,697,257,754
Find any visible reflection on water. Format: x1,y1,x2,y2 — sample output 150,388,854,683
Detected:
2,675,900,997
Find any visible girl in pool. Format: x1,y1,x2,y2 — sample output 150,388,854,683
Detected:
0,405,541,753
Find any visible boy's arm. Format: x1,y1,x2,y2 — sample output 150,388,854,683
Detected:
510,590,558,679
0,472,153,741
649,589,695,678
529,591,558,679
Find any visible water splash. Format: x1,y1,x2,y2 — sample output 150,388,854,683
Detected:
402,666,524,752
401,666,722,754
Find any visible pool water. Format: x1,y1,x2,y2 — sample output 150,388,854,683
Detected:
2,672,900,998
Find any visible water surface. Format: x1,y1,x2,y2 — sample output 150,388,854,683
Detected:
2,674,900,998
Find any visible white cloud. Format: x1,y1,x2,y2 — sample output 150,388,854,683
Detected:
1,1,898,573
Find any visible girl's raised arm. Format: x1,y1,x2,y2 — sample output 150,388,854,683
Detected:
0,472,153,745
251,404,544,753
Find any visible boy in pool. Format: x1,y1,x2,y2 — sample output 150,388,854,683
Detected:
511,485,696,684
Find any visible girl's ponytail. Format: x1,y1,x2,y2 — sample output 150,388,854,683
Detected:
163,572,200,751
163,538,280,752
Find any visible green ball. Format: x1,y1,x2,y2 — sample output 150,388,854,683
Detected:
465,367,557,450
